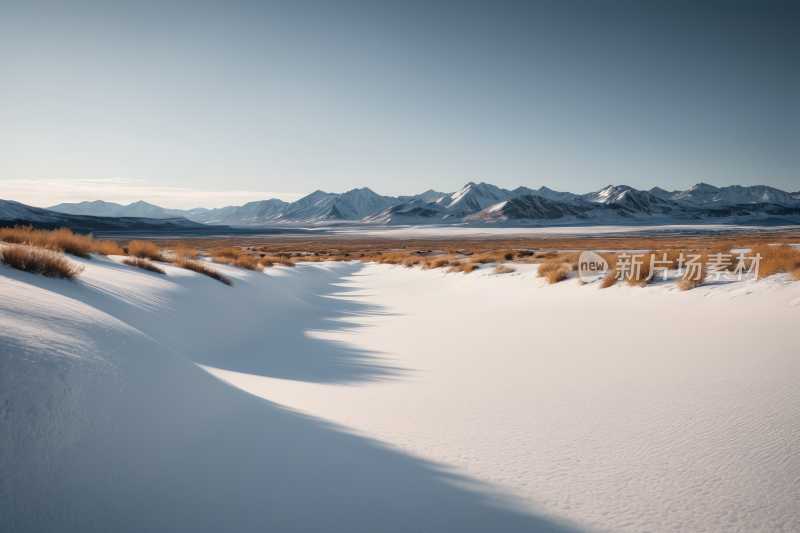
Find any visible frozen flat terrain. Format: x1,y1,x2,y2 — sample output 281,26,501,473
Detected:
2,256,800,532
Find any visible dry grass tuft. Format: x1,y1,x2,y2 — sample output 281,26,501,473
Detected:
208,247,245,261
599,269,618,289
750,244,800,278
0,244,85,279
94,239,125,256
234,255,262,271
402,255,422,268
537,259,575,278
0,225,96,258
677,264,707,291
446,261,478,274
544,268,569,284
791,269,800,281
208,246,265,270
471,250,514,264
122,257,166,274
127,240,164,261
493,265,516,274
174,258,233,285
259,255,295,267
421,255,456,270
48,228,95,258
625,251,657,287
172,241,199,260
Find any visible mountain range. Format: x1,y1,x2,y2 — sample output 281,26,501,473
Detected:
24,182,800,227
0,199,209,231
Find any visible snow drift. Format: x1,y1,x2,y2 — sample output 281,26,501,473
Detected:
3,255,800,532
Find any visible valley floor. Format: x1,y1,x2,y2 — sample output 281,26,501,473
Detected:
2,257,799,532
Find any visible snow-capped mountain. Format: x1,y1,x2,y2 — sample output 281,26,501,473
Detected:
435,182,515,217
463,195,588,221
580,185,682,215
397,189,447,203
190,199,289,224
648,187,682,200
29,181,800,228
364,182,516,223
48,200,202,219
522,186,579,203
1,200,209,230
279,188,398,222
669,184,800,207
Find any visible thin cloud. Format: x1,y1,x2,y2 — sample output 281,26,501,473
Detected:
0,179,304,209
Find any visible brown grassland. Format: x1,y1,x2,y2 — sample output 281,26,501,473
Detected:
2,225,799,287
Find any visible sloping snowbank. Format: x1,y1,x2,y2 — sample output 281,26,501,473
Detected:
1,258,573,533
209,263,800,533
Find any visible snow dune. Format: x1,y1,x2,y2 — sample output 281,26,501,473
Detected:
1,258,571,533
3,256,800,532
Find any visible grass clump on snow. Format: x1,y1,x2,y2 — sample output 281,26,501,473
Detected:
171,241,199,260
537,259,573,284
94,239,126,256
749,244,800,278
493,265,516,274
0,243,85,279
0,224,122,258
446,261,478,274
259,255,295,268
123,257,166,274
126,240,164,261
174,258,233,286
208,247,264,271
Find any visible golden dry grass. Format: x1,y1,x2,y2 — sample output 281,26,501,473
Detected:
207,246,266,270
791,269,800,281
208,247,245,261
94,239,125,255
233,255,262,271
402,255,422,268
172,241,199,260
139,230,800,258
545,268,569,284
537,259,575,278
446,261,478,274
127,240,164,261
677,263,707,291
0,244,85,279
749,244,800,278
0,225,97,258
493,265,516,274
625,251,657,287
421,255,456,270
599,269,618,288
470,250,514,264
122,257,166,274
174,258,233,285
259,256,295,267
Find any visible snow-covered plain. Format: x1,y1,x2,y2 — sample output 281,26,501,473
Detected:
2,256,800,532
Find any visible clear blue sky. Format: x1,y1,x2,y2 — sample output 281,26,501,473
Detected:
1,1,797,208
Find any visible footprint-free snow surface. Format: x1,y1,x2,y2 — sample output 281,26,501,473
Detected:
2,257,799,532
